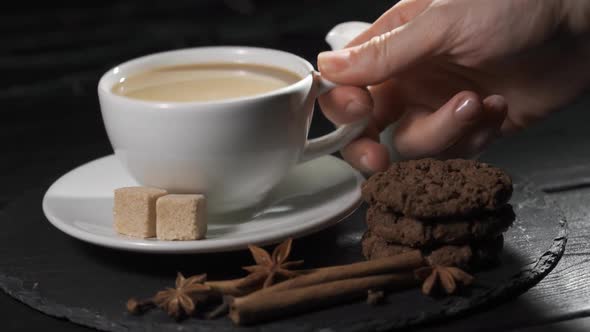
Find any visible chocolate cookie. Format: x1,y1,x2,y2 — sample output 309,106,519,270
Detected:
361,158,513,218
366,204,515,247
361,230,504,268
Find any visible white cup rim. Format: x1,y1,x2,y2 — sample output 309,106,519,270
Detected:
97,46,315,108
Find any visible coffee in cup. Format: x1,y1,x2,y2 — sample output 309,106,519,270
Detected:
112,63,302,102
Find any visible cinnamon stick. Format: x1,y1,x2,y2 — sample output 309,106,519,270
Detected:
205,278,255,297
229,272,418,325
252,249,423,296
206,250,423,298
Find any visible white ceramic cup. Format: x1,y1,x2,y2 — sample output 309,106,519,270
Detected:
98,46,368,216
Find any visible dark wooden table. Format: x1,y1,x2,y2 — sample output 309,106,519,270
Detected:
2,1,589,331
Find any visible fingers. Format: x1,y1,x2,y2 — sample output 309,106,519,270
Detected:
500,115,525,136
392,92,508,159
336,92,507,169
318,86,373,125
318,82,404,173
319,79,406,129
367,79,406,131
393,91,485,159
339,119,390,173
346,0,433,47
318,5,451,86
341,137,391,174
440,95,508,158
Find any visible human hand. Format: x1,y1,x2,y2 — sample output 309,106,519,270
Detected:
318,0,590,173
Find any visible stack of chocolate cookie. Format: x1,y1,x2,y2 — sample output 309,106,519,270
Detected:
361,158,515,268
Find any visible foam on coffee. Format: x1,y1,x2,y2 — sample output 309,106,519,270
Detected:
112,63,302,102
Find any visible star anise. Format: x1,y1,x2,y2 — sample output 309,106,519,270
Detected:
239,238,304,289
153,272,211,319
415,265,474,295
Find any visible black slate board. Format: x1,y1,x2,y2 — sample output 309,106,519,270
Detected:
0,178,566,332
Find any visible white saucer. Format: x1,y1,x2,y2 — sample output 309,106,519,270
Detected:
42,155,364,254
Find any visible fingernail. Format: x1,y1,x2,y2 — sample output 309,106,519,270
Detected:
472,130,494,149
346,100,371,115
359,154,372,172
483,95,505,109
318,50,351,73
454,98,479,121
466,128,498,158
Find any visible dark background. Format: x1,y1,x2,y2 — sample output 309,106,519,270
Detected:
2,1,590,331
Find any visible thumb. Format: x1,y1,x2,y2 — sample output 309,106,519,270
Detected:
318,8,450,86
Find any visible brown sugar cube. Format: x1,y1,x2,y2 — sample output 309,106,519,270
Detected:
156,194,207,241
113,187,168,238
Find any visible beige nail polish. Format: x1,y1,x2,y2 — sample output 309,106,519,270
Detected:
454,99,479,120
359,155,372,172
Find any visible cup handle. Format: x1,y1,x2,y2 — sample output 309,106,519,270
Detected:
325,21,371,51
299,21,372,163
299,72,369,163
